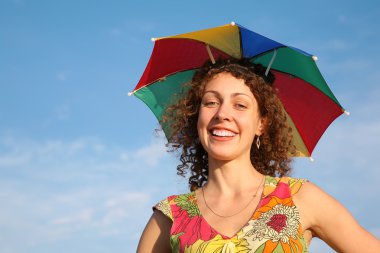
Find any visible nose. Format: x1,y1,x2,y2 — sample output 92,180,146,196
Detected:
214,102,232,121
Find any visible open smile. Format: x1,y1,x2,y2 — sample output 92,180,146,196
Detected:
209,128,238,138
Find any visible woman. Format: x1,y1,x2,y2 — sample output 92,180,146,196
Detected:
137,59,380,252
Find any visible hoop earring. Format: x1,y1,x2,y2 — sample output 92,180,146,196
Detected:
256,136,261,149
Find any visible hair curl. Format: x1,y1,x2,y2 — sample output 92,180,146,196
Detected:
161,58,296,191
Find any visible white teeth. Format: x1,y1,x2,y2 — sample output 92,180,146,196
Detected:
211,129,236,137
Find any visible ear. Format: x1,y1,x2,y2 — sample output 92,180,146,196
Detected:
255,117,267,136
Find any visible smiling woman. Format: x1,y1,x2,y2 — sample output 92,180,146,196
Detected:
136,59,380,253
162,59,295,191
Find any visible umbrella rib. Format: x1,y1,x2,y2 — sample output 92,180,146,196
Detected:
206,44,216,64
265,49,277,76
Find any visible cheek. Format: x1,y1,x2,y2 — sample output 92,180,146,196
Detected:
197,109,211,144
241,114,261,137
197,117,201,135
197,110,206,135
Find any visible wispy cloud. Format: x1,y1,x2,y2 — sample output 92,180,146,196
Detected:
11,0,25,6
0,134,171,185
54,104,70,120
101,191,150,226
57,73,67,81
132,139,167,167
51,208,94,226
0,135,169,251
108,20,158,46
109,28,123,37
293,38,352,55
0,152,30,167
338,14,348,24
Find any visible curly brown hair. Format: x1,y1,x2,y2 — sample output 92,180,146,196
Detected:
162,58,296,191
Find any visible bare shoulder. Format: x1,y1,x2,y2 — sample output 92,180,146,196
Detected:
136,210,172,253
293,181,380,252
293,181,335,209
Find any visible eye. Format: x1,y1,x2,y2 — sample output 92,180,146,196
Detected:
235,103,248,110
203,101,219,107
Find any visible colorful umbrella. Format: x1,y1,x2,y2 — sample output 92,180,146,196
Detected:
130,22,348,158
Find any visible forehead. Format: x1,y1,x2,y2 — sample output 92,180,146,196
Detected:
203,72,253,95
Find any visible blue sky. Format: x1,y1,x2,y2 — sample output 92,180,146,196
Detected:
0,0,379,252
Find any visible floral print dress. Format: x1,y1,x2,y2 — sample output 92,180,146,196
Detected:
154,176,309,253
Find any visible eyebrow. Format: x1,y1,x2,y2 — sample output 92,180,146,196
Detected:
203,90,254,99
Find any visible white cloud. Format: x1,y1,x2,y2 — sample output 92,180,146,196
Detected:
120,152,129,161
0,133,170,251
3,134,168,170
326,39,350,50
338,14,348,24
11,0,24,5
0,182,155,249
326,58,372,75
51,208,94,226
133,140,167,167
57,73,67,81
0,153,30,167
55,104,70,120
56,70,72,82
100,208,128,227
108,20,157,46
123,20,157,33
101,191,151,226
109,28,123,36
105,191,150,208
291,38,351,55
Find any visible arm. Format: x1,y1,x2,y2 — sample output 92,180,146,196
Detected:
294,182,380,252
136,210,172,253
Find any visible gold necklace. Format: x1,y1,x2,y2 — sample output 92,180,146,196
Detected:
201,176,265,218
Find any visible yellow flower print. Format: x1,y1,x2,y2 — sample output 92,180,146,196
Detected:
185,234,250,253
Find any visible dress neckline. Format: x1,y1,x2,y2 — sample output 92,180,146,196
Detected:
191,175,270,239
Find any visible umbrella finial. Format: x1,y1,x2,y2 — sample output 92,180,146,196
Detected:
230,21,236,26
151,37,157,42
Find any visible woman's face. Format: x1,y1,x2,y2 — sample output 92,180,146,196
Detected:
197,72,264,162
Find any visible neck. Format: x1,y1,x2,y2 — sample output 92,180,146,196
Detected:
206,156,263,195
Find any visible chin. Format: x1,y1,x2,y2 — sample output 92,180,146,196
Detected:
207,150,241,162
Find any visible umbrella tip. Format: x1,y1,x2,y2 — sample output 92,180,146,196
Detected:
344,110,350,116
309,157,314,162
230,21,236,26
128,92,133,96
312,55,318,61
151,37,157,42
